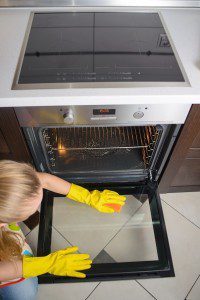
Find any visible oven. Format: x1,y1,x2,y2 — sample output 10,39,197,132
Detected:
15,103,191,283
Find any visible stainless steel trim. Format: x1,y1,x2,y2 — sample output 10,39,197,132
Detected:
13,81,190,89
12,10,190,90
12,13,34,91
0,0,200,8
158,11,190,85
14,104,191,126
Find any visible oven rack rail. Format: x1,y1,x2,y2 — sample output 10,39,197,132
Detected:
42,126,159,149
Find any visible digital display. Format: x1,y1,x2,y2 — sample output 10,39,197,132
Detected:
93,109,116,115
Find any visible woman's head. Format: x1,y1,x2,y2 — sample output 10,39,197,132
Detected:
0,160,43,261
0,160,43,224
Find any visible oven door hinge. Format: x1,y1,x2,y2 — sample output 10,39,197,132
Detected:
147,169,157,189
149,169,156,181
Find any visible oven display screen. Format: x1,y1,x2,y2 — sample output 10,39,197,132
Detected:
93,109,116,115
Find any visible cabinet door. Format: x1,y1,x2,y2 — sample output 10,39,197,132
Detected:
0,108,32,162
159,105,200,193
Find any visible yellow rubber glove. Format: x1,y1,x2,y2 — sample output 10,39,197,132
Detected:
23,246,92,279
67,183,126,213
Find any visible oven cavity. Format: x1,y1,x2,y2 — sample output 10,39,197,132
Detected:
40,125,162,175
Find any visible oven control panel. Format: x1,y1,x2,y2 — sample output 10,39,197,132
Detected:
15,104,191,126
133,111,144,119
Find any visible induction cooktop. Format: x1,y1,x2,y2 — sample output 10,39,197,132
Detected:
13,12,189,89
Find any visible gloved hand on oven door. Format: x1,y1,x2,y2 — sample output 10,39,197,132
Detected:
67,183,126,213
23,246,92,278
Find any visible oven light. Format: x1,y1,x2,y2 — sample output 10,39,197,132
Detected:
58,148,66,152
58,142,67,153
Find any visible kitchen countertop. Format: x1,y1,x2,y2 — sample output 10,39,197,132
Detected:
0,7,200,107
1,0,200,7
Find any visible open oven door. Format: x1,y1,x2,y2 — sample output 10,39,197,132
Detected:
37,182,174,283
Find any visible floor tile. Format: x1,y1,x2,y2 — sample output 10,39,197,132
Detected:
86,280,155,300
25,226,71,255
187,276,200,300
52,195,141,259
138,201,200,300
24,226,38,255
93,249,116,263
105,201,158,262
51,228,72,252
37,282,99,300
19,221,31,236
161,192,200,228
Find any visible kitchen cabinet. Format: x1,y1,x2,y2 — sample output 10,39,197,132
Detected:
159,104,200,193
0,108,32,162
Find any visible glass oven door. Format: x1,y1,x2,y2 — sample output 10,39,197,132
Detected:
37,183,174,283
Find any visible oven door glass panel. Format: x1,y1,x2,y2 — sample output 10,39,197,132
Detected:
37,184,174,282
39,126,162,177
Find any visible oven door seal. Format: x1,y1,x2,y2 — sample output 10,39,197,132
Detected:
37,182,174,283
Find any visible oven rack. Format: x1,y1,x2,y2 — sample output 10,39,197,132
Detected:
42,126,159,149
41,125,161,169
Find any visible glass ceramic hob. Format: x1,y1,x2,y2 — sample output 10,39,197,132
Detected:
13,12,186,89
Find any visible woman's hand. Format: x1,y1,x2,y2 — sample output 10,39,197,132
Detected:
36,173,126,213
23,246,92,279
67,184,126,213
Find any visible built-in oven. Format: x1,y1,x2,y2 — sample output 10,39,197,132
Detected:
15,104,191,283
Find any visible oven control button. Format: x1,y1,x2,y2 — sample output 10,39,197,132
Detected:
133,111,144,119
63,109,74,124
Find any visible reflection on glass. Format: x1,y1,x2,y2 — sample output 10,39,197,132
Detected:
51,194,158,263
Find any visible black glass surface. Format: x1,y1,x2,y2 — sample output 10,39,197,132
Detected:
18,12,185,84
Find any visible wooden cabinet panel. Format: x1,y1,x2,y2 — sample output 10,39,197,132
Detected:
191,131,200,148
172,159,200,186
187,148,200,159
0,129,10,154
0,108,32,162
159,105,200,193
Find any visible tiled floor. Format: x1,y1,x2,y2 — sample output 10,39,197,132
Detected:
22,192,200,300
52,194,158,262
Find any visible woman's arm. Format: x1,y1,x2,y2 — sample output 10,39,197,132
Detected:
36,172,71,195
0,260,22,281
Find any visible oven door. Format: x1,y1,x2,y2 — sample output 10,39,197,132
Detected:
37,182,174,283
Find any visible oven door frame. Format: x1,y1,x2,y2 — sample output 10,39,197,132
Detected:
37,182,174,283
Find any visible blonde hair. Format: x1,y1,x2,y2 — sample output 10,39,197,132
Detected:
0,160,41,261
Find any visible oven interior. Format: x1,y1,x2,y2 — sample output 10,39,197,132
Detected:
34,125,164,182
